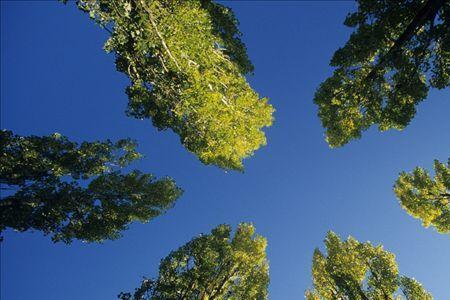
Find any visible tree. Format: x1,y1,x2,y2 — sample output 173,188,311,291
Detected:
118,223,269,300
314,0,449,147
394,158,449,234
0,130,182,243
66,0,274,170
305,231,433,299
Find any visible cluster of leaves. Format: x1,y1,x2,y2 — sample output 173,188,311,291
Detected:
394,158,449,234
0,130,182,243
118,223,269,300
69,0,274,170
305,231,433,300
315,0,449,147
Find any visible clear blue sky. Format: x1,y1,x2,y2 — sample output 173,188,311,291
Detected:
1,1,449,299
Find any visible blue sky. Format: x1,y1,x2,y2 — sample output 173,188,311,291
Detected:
1,1,449,299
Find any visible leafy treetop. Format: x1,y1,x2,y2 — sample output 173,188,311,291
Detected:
68,0,274,170
305,231,433,299
0,130,182,243
394,158,449,234
118,223,269,300
315,0,449,147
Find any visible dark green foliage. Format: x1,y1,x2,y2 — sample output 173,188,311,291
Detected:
315,0,450,147
67,0,274,170
0,130,182,243
118,223,269,300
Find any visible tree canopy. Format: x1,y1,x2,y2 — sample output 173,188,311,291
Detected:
118,223,269,300
394,158,449,234
0,130,182,243
68,0,274,170
315,0,449,147
305,231,433,300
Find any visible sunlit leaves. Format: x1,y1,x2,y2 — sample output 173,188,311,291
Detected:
315,0,450,147
394,158,450,234
0,130,182,243
305,231,433,299
399,277,433,300
119,223,269,299
70,0,274,170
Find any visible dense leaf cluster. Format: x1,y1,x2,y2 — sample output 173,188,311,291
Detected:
315,0,450,147
305,232,433,300
118,223,269,300
395,158,449,234
0,130,182,243
71,0,274,170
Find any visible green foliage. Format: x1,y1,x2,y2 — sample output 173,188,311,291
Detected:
315,0,450,147
0,130,141,185
118,223,269,299
305,231,433,299
69,0,274,170
399,277,434,300
0,130,182,243
394,158,449,234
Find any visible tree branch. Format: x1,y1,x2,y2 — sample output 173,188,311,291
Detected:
140,0,182,72
366,0,445,80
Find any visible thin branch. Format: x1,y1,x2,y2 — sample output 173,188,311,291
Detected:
140,0,182,71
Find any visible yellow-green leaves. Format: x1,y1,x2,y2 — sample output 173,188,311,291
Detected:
74,0,274,170
399,277,433,300
394,158,450,234
119,223,269,300
306,231,433,299
315,0,449,147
